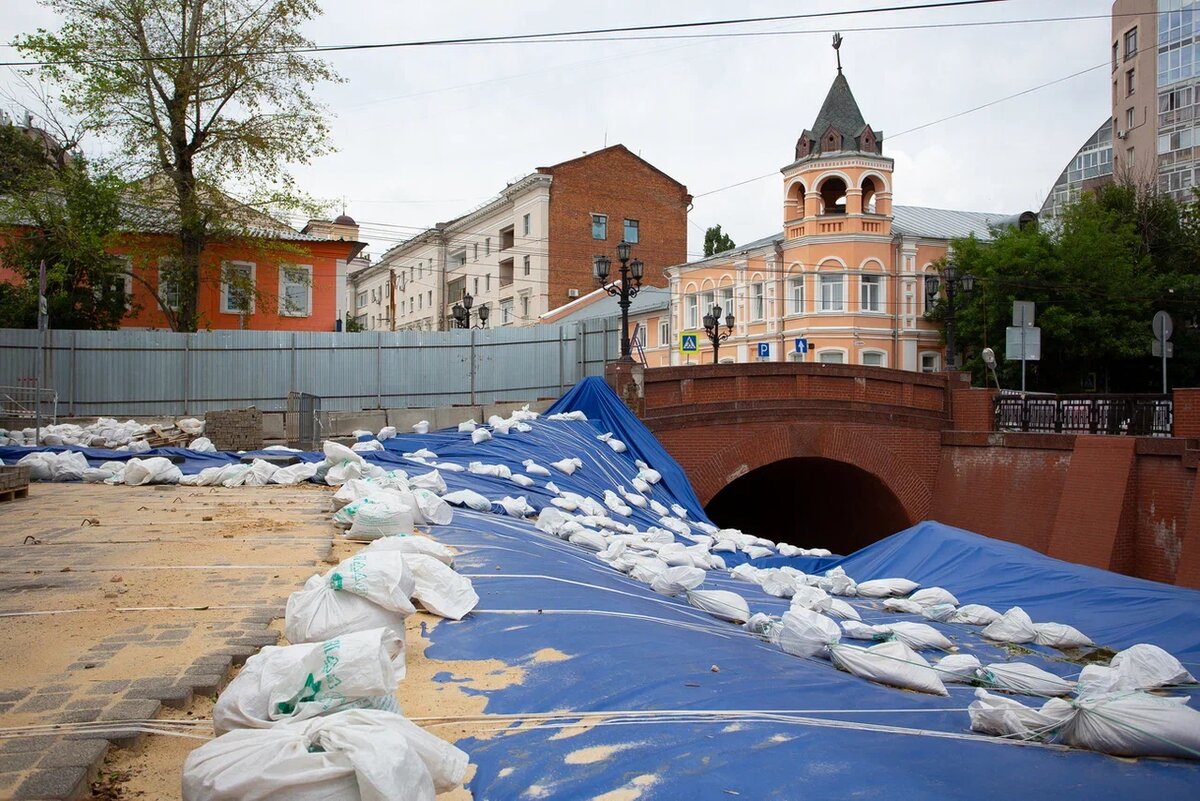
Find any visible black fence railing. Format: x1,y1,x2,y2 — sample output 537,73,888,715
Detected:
994,394,1173,437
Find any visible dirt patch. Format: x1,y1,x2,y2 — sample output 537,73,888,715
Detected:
564,743,637,765
98,695,215,800
529,647,571,664
593,773,659,801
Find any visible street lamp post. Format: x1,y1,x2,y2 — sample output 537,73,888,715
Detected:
451,291,489,329
702,303,734,364
925,264,975,370
593,240,644,361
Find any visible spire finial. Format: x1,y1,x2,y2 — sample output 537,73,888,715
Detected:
833,32,843,73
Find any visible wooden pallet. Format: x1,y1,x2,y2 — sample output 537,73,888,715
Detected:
0,486,29,503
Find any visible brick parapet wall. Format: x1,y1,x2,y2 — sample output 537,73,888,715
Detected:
1173,388,1200,437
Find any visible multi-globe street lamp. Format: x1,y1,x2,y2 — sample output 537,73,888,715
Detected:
703,303,734,364
451,291,489,329
593,240,644,361
925,263,975,370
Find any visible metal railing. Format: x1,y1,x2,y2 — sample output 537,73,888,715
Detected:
994,394,1173,437
0,384,58,422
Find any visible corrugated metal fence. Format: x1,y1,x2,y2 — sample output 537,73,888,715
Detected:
0,318,620,416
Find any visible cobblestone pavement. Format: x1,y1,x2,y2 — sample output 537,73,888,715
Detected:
0,482,335,800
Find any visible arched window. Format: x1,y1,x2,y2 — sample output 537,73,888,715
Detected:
787,181,807,218
817,349,847,364
859,262,884,313
862,176,879,214
819,177,848,215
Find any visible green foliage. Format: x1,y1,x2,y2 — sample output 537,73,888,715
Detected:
944,184,1200,393
0,124,54,193
344,312,366,333
0,154,129,330
14,0,340,331
703,225,736,257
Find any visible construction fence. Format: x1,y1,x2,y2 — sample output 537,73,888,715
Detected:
0,318,621,417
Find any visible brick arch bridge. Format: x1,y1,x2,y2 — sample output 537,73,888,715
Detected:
605,361,1200,587
628,363,963,553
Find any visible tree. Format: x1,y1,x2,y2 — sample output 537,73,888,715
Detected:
0,152,130,330
15,0,341,331
343,312,365,333
703,224,736,257
943,183,1200,393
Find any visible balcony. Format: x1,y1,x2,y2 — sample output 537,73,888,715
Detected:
500,225,515,251
499,258,514,288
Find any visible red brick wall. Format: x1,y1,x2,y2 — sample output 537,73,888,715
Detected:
950,388,996,431
543,145,690,308
1173,387,1200,437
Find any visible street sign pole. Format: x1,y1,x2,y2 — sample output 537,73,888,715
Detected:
1020,305,1027,394
35,259,47,446
1153,311,1174,396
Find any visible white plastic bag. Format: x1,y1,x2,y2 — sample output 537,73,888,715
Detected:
686,589,750,623
348,503,415,540
830,639,949,696
470,428,491,445
271,462,318,485
213,628,403,734
778,609,840,659
949,604,1001,626
855,578,920,598
981,662,1074,696
440,489,492,512
982,607,1038,644
909,587,958,607
1109,643,1196,689
495,496,534,517
550,457,582,475
882,598,926,615
968,689,1066,739
1047,691,1200,758
123,456,183,486
648,565,705,596
935,653,983,683
885,622,953,651
183,709,468,801
377,426,397,441
364,536,454,567
402,553,479,620
189,436,217,453
1032,622,1093,649
325,553,416,615
285,574,410,646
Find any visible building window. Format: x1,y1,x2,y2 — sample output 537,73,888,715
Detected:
220,261,255,314
427,290,432,308
500,297,514,325
474,277,479,295
623,219,639,244
861,350,886,367
523,213,531,236
473,243,479,261
1125,26,1137,59
418,294,422,310
521,293,530,320
860,274,882,312
817,350,845,364
718,287,734,318
819,273,844,311
279,264,312,317
1126,106,1136,129
409,297,413,314
157,257,181,310
700,290,715,319
659,318,669,347
357,291,368,309
921,352,941,373
486,274,491,292
1113,41,1119,72
1127,68,1136,96
523,255,531,276
1127,146,1135,164
685,294,699,329
592,214,607,240
485,238,491,256
750,282,765,320
788,277,804,314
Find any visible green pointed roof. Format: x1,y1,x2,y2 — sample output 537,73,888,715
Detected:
796,71,882,159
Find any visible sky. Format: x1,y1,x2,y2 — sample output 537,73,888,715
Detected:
0,0,1115,262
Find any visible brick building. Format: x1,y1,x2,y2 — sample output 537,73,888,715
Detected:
351,145,690,331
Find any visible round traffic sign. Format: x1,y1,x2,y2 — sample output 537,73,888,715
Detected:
1153,310,1173,340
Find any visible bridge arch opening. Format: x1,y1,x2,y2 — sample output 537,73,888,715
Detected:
704,457,910,556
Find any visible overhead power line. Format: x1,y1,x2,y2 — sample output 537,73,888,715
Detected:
0,0,1015,67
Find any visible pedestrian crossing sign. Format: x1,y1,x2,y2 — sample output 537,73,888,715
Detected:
679,332,699,354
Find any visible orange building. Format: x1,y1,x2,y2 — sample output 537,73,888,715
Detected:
630,60,1035,371
2,205,364,332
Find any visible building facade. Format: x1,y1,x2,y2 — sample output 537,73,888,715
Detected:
1040,120,1115,219
628,65,1030,371
348,145,690,331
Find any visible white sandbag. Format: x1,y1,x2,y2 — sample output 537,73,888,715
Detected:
402,553,478,620
15,452,53,481
48,450,89,481
467,461,511,479
636,466,662,485
333,479,386,510
909,587,959,608
377,426,397,441
631,477,651,494
950,604,1001,626
830,639,949,696
213,628,403,735
1032,622,1093,650
840,621,890,641
823,567,857,597
604,437,626,453
742,545,773,560
1110,643,1196,689
183,708,468,801
601,490,632,516
495,496,534,517
510,474,534,488
351,440,384,453
407,470,447,494
326,459,364,486
921,604,958,623
441,489,492,512
759,570,799,599
778,609,840,659
968,688,1067,739
326,552,417,614
886,621,954,651
648,499,670,516
223,459,279,487
882,598,926,615
982,606,1037,644
412,421,430,434
522,459,551,477
628,557,669,585
470,428,491,444
982,662,1074,696
348,503,415,540
83,461,124,483
550,457,582,475
669,503,689,519
649,565,705,596
123,456,183,486
364,536,454,567
457,419,476,432
178,417,205,436
826,599,862,621
790,586,833,613
271,462,318,485
620,488,648,508
398,487,453,526
855,578,920,598
189,436,217,453
285,574,410,645
935,653,983,683
324,441,364,465
1045,691,1200,759
568,530,609,552
686,589,750,623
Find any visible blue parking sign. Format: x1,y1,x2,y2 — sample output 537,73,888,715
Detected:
794,338,809,354
757,342,770,359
